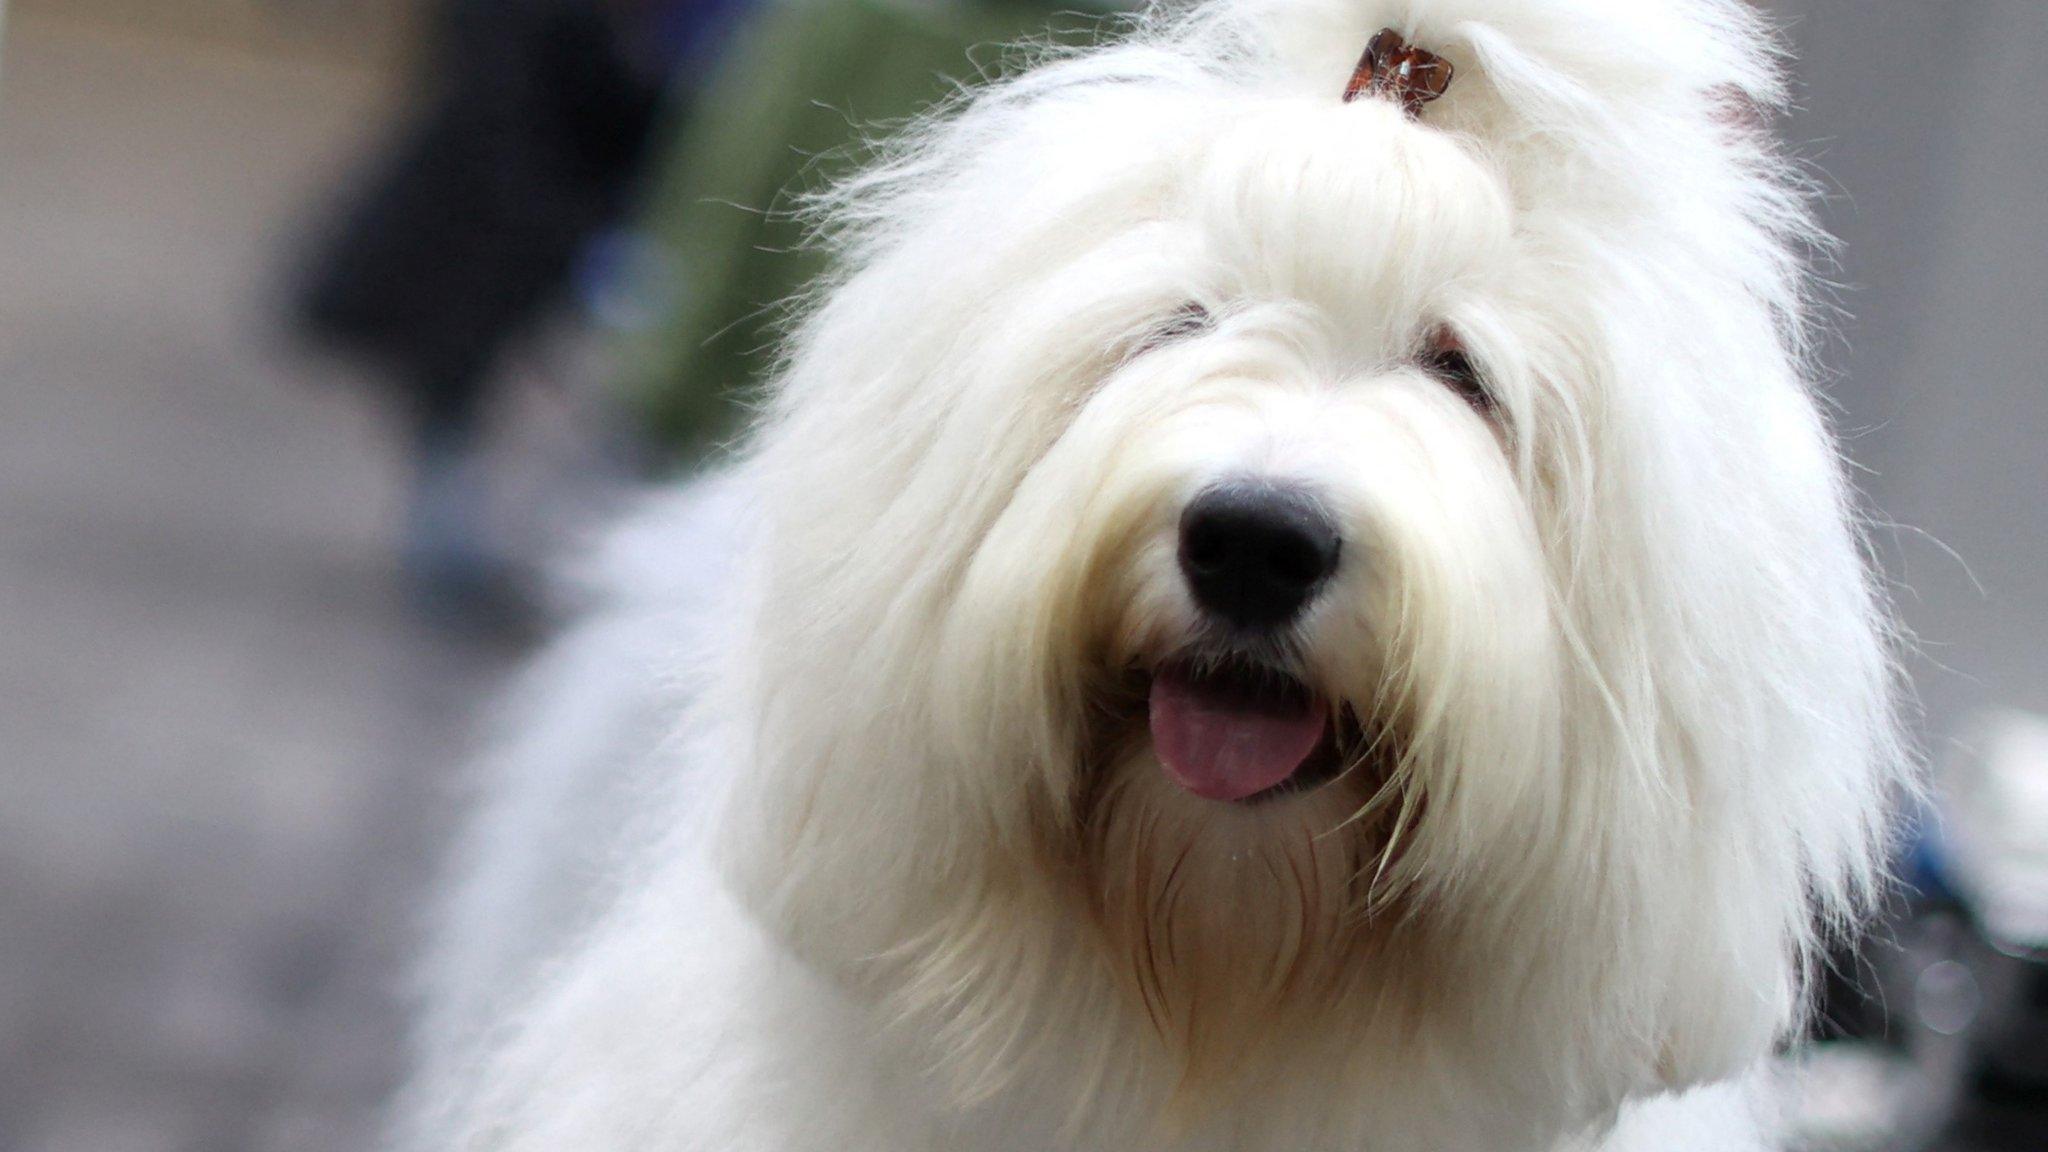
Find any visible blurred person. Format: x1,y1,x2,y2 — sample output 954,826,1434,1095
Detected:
294,0,733,620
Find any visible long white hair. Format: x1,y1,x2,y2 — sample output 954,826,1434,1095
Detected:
410,2,1911,1149
712,0,1905,1140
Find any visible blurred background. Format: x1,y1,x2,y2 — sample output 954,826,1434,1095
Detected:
0,1,2040,1149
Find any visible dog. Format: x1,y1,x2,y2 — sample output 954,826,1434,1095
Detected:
391,1,1908,1148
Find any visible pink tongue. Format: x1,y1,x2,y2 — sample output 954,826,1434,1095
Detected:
1148,671,1329,802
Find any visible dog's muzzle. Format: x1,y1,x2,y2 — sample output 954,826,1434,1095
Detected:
1177,480,1341,630
1141,481,1347,802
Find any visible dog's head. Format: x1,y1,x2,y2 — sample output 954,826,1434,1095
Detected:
722,0,1903,1136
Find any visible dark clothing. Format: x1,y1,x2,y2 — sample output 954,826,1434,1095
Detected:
297,0,675,429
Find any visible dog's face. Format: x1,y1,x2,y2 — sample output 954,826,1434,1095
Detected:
729,0,1900,1130
927,99,1567,1055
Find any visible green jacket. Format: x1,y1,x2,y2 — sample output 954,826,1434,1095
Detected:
619,0,1114,459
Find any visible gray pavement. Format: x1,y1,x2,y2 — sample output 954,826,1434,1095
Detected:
0,18,523,1152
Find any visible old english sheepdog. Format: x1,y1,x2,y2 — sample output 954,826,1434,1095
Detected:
394,1,1909,1148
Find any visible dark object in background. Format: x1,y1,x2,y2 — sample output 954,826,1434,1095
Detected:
1794,716,2048,1152
292,0,691,617
300,0,671,433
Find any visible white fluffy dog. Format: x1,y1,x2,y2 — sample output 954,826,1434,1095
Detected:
395,1,1908,1148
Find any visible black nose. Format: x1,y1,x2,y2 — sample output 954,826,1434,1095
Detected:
1178,482,1341,629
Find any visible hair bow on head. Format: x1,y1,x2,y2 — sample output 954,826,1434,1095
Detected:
1343,28,1454,117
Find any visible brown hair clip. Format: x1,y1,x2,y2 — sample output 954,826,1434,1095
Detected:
1343,28,1454,118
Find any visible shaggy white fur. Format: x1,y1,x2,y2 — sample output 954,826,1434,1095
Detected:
393,1,1908,1148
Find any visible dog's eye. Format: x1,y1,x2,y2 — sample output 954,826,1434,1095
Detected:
1136,303,1213,353
1420,330,1493,413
